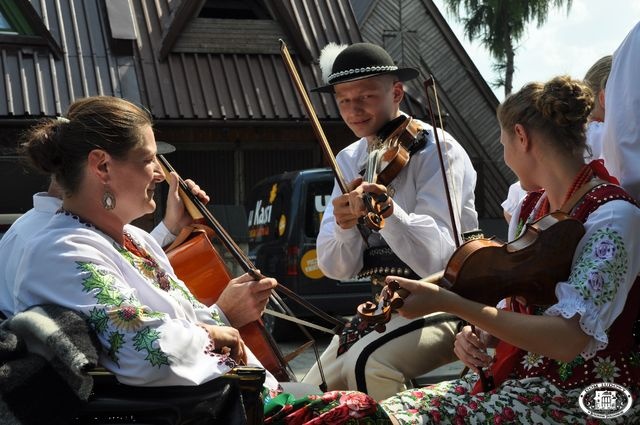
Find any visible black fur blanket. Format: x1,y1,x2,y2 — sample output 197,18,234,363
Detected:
0,305,99,425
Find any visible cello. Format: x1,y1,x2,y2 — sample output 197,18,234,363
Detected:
158,155,343,387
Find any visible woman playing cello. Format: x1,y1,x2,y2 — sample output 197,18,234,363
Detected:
378,75,640,423
10,96,279,389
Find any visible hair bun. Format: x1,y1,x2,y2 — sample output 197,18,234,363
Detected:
537,76,593,128
21,118,67,175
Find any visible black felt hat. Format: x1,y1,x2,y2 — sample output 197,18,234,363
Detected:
311,42,419,93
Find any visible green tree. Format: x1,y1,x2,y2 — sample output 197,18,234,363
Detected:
443,0,572,97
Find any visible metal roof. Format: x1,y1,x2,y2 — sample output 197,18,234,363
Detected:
351,0,515,217
0,0,429,121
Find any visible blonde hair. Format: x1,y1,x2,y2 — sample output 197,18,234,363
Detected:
497,76,594,157
583,55,612,112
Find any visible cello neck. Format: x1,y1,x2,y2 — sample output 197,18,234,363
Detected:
157,154,346,330
157,154,255,274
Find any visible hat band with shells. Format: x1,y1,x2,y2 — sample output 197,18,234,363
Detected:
328,65,399,84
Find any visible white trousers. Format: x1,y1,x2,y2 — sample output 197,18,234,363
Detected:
301,312,459,400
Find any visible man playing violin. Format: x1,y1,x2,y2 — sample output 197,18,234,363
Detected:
302,42,479,400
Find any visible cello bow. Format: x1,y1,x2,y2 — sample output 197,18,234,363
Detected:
157,154,342,389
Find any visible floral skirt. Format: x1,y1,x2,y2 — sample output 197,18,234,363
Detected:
264,390,392,424
380,374,639,424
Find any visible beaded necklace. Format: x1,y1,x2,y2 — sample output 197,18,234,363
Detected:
123,232,171,291
534,164,594,220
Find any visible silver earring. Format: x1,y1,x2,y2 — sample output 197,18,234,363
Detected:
102,189,116,210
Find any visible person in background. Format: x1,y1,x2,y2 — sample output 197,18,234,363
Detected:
379,75,640,423
302,42,478,400
583,54,612,160
602,21,640,200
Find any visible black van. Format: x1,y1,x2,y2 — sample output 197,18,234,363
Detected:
246,168,370,332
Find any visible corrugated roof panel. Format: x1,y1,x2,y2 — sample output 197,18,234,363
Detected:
0,0,140,118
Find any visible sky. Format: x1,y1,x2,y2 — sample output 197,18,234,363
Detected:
432,0,640,100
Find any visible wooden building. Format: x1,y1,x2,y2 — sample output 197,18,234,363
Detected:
0,0,513,230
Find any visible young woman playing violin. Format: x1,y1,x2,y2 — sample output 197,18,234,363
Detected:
378,76,640,423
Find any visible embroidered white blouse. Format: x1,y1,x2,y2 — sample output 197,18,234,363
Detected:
0,193,175,318
13,212,277,389
317,118,479,280
507,193,640,359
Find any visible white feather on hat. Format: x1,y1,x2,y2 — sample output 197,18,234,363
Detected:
318,42,348,84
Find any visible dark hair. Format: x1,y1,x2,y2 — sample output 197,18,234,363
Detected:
497,76,594,157
21,96,153,194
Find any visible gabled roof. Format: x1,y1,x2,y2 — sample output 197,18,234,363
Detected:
350,0,514,217
132,0,363,120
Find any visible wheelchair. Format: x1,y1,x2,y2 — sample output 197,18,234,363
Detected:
72,366,265,425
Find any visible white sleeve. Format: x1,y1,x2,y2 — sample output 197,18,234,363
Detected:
149,220,177,248
602,22,640,199
544,200,640,359
14,231,236,387
316,149,368,280
379,133,479,277
501,182,527,218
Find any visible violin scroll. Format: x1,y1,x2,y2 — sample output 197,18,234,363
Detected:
356,280,410,332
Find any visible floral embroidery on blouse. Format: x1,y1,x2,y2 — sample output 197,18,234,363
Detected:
116,242,202,308
567,227,627,306
77,260,170,367
133,327,170,367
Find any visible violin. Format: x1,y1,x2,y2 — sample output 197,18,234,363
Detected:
360,116,427,230
357,211,586,325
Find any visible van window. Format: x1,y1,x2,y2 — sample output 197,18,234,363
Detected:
247,180,292,243
304,181,332,238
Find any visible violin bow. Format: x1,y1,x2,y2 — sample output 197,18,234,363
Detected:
279,39,371,246
423,76,495,391
423,75,461,248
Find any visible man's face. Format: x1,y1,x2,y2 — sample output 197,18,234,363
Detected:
334,75,403,139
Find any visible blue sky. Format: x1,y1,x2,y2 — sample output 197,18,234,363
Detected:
432,0,640,99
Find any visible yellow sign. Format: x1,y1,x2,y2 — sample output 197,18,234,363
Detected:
300,249,324,279
278,214,286,236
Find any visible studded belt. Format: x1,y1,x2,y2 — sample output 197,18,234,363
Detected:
358,246,419,288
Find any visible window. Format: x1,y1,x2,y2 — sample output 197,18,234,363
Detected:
0,0,34,35
0,8,14,33
304,181,333,238
0,0,62,58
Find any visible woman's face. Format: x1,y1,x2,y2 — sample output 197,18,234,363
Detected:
109,126,164,221
500,125,536,191
334,75,402,139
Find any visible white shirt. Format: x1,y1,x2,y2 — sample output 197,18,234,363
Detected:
0,194,175,318
507,193,640,358
602,21,640,199
317,118,478,279
586,121,605,161
12,212,277,388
